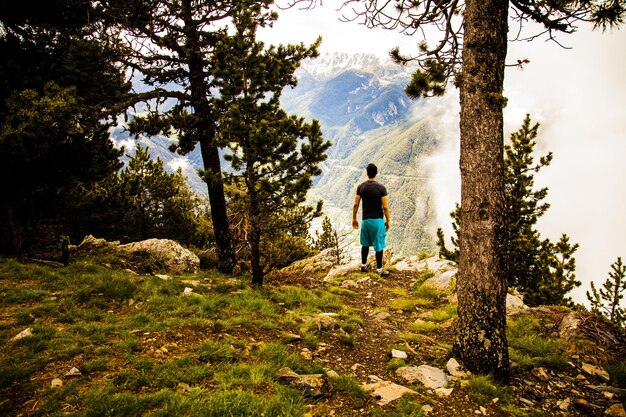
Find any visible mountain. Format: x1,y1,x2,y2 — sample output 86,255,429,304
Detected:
114,52,439,256
282,53,438,255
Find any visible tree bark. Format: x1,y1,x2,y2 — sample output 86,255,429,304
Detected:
182,0,235,273
198,139,236,273
454,0,510,383
248,182,263,287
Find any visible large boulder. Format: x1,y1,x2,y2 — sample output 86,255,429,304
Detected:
119,238,200,274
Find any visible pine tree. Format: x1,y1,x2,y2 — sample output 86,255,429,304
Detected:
314,216,349,265
438,115,580,306
99,0,275,272
212,3,330,286
335,0,624,382
0,1,128,257
587,257,626,327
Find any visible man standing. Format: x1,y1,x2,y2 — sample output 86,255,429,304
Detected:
352,163,391,275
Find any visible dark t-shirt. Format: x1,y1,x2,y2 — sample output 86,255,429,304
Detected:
357,180,387,219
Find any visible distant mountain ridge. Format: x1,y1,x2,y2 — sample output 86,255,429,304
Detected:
112,52,438,256
282,53,437,255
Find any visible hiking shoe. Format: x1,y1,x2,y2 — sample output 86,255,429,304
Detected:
360,265,367,273
377,269,389,277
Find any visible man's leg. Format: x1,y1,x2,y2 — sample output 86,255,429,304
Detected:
361,246,369,272
375,250,383,270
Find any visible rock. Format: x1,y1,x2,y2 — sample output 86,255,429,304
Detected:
182,287,194,296
340,279,359,289
557,397,571,411
435,387,454,396
605,404,626,417
446,358,467,378
589,385,626,397
374,312,392,321
519,398,535,407
282,332,302,342
282,248,338,276
391,349,408,359
396,365,449,389
119,238,200,274
310,313,338,331
559,312,582,340
325,370,339,379
11,328,33,342
422,404,434,414
362,379,416,406
275,367,327,398
78,234,119,250
356,276,371,285
423,270,456,294
582,363,611,382
393,256,421,272
532,367,550,381
506,291,528,315
155,274,171,280
51,378,63,388
65,367,82,377
573,398,595,414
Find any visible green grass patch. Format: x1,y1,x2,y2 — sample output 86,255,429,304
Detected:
387,357,406,371
409,320,438,334
605,360,626,388
462,374,512,404
328,374,368,407
370,393,424,417
389,297,431,311
507,316,567,370
412,283,440,300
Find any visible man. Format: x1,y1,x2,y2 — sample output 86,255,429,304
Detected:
352,163,391,275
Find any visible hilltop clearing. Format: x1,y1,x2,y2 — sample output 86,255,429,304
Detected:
1,249,625,416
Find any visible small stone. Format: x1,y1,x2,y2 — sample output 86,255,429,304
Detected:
492,398,500,404
177,382,191,392
573,398,594,414
65,367,82,377
480,406,487,415
182,287,194,295
435,387,453,396
582,363,610,382
356,276,371,284
446,358,467,377
11,328,33,341
300,349,313,360
519,398,535,407
374,312,392,321
326,370,339,379
532,367,550,381
605,403,626,417
351,363,363,371
557,397,571,411
340,279,359,289
391,349,408,359
362,379,416,406
51,378,63,388
422,405,434,414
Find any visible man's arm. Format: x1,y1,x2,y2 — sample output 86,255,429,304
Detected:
352,195,361,229
382,195,391,231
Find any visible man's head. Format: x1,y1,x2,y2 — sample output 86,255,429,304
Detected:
366,163,378,179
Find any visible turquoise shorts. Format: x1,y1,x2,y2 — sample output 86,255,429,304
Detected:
360,218,387,252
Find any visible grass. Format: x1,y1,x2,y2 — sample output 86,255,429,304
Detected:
0,257,351,416
370,393,424,417
462,374,512,404
507,316,568,370
409,320,439,334
388,297,432,311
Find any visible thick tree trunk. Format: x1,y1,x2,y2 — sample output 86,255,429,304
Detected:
199,139,236,273
454,0,510,383
182,0,235,273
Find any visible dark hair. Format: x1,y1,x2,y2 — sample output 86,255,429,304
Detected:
366,163,378,179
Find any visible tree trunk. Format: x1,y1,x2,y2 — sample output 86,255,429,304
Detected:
248,177,263,287
182,0,235,273
199,139,235,273
6,204,24,261
454,0,510,383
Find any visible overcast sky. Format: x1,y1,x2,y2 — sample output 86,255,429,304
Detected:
259,2,626,305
